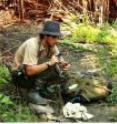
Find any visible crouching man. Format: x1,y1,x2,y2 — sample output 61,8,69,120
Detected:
12,21,71,105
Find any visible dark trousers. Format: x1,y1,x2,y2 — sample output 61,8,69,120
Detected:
12,65,70,94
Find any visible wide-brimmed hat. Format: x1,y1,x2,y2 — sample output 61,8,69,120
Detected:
39,21,61,37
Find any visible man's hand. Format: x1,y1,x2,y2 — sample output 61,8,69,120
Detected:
63,62,71,71
59,61,71,71
50,55,59,66
50,55,71,71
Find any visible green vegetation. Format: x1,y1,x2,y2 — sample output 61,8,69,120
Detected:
0,65,11,84
95,45,117,78
62,21,117,44
0,65,39,122
0,97,39,122
107,83,117,104
95,45,117,104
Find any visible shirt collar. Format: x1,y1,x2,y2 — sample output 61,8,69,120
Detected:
38,37,45,51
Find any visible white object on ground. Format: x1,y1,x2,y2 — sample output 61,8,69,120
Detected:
62,102,94,120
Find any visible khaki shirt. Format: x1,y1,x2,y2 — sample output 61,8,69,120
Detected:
14,37,59,69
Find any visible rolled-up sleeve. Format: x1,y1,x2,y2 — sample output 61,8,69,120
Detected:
22,43,38,65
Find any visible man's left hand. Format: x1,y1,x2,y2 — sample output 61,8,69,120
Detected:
60,61,71,71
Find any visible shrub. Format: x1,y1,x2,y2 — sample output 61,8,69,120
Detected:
0,65,11,84
63,22,117,44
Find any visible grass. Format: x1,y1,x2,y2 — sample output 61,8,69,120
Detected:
62,21,117,44
0,65,11,84
0,65,40,122
0,99,39,122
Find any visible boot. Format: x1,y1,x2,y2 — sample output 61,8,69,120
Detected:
28,89,49,105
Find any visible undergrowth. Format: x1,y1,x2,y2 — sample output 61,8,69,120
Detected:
0,65,39,122
62,21,117,44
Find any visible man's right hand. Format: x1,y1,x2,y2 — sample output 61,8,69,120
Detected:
50,55,59,66
25,55,59,76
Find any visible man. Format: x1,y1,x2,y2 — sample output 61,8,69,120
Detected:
12,21,70,105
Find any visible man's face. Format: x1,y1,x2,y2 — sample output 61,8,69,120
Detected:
45,35,59,47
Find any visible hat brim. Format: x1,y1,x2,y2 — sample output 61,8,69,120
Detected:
40,31,61,37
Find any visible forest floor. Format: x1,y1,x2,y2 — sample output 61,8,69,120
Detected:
0,23,117,122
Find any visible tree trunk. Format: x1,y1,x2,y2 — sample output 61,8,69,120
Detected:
18,0,24,21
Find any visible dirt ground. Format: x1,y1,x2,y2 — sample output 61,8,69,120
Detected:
0,23,117,122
